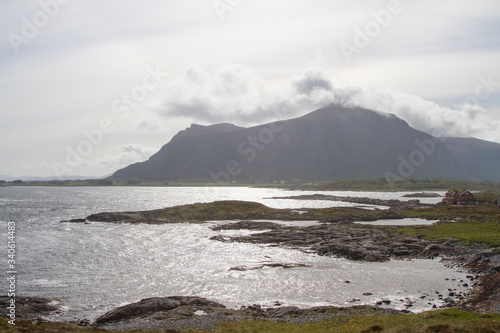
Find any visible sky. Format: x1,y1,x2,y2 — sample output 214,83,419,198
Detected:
1,0,500,179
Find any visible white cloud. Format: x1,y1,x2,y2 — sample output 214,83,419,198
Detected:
158,63,500,142
92,144,158,170
1,0,499,177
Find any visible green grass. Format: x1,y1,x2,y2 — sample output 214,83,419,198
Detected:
394,220,500,247
215,310,500,332
3,310,500,332
6,179,500,191
295,179,500,192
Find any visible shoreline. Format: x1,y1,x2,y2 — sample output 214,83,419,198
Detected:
3,197,498,331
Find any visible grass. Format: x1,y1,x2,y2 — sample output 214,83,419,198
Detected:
3,310,499,332
5,179,500,191
393,205,500,247
139,200,297,222
294,179,500,192
394,219,500,247
400,204,500,222
215,310,500,332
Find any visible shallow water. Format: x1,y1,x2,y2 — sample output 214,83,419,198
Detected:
0,186,467,321
355,218,439,226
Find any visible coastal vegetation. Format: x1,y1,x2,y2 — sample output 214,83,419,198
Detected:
5,187,499,332
3,178,500,192
83,200,500,248
2,309,500,332
291,178,500,192
394,220,500,247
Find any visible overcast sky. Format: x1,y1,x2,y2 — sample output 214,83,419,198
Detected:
1,0,500,178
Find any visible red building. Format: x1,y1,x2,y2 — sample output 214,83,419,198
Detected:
442,190,476,205
442,190,500,206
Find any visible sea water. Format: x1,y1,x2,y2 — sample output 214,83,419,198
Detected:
0,186,466,322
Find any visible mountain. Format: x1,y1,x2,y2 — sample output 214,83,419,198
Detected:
441,137,500,181
110,105,500,182
0,174,107,181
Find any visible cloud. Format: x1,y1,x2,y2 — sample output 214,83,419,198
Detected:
157,63,500,143
92,144,158,170
159,63,349,124
351,86,500,141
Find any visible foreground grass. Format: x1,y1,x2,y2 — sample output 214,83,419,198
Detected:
216,310,500,333
2,310,500,332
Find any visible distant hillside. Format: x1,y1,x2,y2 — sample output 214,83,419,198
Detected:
110,105,500,182
441,137,500,181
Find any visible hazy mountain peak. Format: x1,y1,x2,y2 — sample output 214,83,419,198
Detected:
173,123,243,139
110,106,500,182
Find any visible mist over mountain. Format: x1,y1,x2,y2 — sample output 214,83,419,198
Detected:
110,105,500,182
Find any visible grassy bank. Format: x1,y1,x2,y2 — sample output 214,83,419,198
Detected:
293,179,500,191
216,310,500,333
394,220,500,247
4,179,500,191
2,310,500,332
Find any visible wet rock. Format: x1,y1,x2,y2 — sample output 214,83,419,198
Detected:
267,306,301,317
229,263,310,271
211,221,283,231
63,218,86,223
0,296,61,320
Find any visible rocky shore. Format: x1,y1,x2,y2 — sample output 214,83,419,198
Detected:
94,296,409,332
0,296,63,321
211,220,471,262
32,198,498,330
267,193,434,209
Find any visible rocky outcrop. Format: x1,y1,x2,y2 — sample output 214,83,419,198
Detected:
94,296,226,324
94,296,408,331
0,296,62,321
211,220,283,231
210,222,438,262
229,263,310,271
403,192,442,198
269,194,432,209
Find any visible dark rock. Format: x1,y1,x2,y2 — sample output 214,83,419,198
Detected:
0,296,61,320
425,244,441,252
229,263,310,271
65,218,86,223
94,296,225,324
267,306,301,317
211,221,283,231
76,319,91,326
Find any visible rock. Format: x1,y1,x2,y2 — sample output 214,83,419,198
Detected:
211,221,283,231
402,193,441,198
76,319,91,326
267,306,301,317
425,244,441,251
94,296,225,324
0,296,61,320
229,263,310,271
64,218,86,223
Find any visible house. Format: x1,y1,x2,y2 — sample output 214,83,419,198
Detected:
442,189,476,205
442,189,500,206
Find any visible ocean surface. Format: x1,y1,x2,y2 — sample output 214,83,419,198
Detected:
0,186,469,322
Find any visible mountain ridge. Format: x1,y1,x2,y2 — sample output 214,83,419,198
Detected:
110,105,500,182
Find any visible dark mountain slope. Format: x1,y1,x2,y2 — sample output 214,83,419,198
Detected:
441,137,500,181
110,105,498,182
